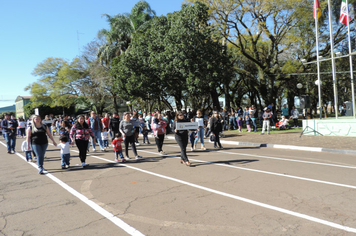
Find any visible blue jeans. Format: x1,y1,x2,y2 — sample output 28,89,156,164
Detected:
115,150,124,159
4,133,16,152
61,153,70,166
251,118,257,132
229,117,236,129
25,151,32,161
32,143,48,168
91,130,104,150
194,127,205,145
143,135,149,143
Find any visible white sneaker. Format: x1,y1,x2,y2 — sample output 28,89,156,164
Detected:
135,156,142,160
92,148,96,152
191,147,194,151
135,142,140,146
125,156,131,160
82,162,89,168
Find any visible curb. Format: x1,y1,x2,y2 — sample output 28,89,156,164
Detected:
164,135,356,155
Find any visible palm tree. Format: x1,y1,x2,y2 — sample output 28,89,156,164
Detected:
97,0,156,67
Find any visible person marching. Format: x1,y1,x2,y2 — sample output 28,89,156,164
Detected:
119,112,142,160
191,110,206,150
172,111,191,166
210,111,223,149
26,115,57,174
69,115,95,168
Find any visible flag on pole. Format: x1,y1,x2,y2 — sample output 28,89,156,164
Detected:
340,0,351,25
313,0,321,20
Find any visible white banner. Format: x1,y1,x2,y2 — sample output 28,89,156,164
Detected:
176,122,199,130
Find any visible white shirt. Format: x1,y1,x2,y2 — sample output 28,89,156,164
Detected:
57,142,70,154
101,131,109,140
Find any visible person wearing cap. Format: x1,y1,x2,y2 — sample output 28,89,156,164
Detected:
1,113,18,154
261,107,273,135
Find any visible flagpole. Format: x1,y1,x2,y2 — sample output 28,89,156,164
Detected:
345,0,356,118
328,0,339,119
315,0,322,119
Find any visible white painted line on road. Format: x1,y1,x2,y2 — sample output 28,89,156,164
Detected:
140,148,356,190
164,144,356,169
272,144,322,152
79,150,356,233
217,150,356,169
0,141,144,236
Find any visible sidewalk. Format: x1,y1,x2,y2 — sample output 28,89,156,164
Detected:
166,130,356,155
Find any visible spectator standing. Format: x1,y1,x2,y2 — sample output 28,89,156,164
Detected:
192,110,206,150
261,108,273,135
282,104,289,119
290,106,299,128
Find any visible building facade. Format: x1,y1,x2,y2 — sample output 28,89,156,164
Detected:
15,96,32,119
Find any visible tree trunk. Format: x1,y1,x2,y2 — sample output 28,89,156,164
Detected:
211,89,220,110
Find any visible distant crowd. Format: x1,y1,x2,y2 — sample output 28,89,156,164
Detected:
0,104,300,173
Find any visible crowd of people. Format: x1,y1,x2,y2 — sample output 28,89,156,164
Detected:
0,104,300,174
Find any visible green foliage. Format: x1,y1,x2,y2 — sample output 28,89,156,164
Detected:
26,57,84,110
110,2,234,110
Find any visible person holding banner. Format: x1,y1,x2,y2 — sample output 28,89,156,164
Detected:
172,111,191,166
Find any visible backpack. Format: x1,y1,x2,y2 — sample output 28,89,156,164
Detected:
210,134,215,142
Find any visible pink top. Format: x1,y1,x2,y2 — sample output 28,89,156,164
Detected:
70,124,94,141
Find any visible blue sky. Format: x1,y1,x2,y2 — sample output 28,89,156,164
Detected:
0,0,184,108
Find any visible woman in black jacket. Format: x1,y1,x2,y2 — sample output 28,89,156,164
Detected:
210,111,223,149
172,111,191,166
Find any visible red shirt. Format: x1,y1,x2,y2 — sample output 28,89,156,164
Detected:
102,117,109,128
112,138,123,151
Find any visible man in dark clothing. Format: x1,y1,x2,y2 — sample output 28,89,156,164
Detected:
1,114,18,154
109,112,121,141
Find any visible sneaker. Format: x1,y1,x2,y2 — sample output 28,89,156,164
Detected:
125,156,131,160
219,146,224,149
135,156,142,160
191,147,194,151
7,151,10,154
82,162,89,168
147,142,150,144
101,149,106,152
10,150,15,154
65,165,70,168
61,165,66,169
87,149,90,153
121,158,126,163
160,151,164,154
92,148,96,152
114,158,119,162
38,168,44,174
135,142,140,146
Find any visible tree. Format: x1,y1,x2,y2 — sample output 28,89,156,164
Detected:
26,57,85,113
97,0,156,67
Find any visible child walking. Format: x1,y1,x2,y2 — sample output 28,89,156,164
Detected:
101,127,109,149
189,131,196,151
112,133,125,162
21,139,32,162
57,136,70,169
142,126,150,144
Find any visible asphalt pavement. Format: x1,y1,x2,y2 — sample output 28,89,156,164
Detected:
1,134,356,236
